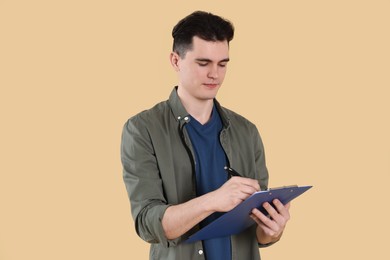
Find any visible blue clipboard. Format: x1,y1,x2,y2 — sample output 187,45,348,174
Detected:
185,185,312,243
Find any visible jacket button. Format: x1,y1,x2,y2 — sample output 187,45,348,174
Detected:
198,249,203,255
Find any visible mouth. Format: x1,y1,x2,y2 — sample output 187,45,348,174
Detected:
203,83,219,89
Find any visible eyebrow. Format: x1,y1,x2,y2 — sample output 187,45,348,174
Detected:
195,58,230,63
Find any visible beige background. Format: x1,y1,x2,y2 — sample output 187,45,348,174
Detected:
1,1,389,259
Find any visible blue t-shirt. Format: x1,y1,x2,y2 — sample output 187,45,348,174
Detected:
185,105,231,260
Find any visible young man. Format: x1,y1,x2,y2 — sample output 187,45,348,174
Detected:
121,11,290,260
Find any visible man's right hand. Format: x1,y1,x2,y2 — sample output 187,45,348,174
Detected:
162,176,260,239
208,176,260,212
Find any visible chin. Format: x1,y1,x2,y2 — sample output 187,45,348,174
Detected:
200,90,219,100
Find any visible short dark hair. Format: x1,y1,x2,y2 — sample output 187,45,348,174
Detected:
172,11,234,58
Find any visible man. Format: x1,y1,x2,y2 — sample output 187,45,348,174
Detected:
121,11,290,260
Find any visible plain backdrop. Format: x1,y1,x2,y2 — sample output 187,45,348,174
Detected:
1,1,389,259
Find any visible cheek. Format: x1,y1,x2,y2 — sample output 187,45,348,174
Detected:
179,65,208,85
219,68,227,79
188,67,206,82
179,67,193,81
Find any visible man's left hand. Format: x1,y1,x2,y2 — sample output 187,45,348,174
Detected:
250,199,291,245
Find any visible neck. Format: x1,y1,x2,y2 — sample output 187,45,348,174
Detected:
177,88,214,125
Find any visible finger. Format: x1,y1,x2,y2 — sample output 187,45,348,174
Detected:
227,177,259,194
233,176,260,191
250,213,271,229
255,220,275,237
263,202,281,222
233,191,251,202
251,208,278,229
272,200,290,220
250,214,261,226
239,184,259,196
251,209,283,238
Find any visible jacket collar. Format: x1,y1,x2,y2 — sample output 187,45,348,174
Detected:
168,86,230,128
168,87,190,122
214,98,231,129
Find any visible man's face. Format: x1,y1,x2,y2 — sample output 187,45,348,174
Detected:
173,36,230,102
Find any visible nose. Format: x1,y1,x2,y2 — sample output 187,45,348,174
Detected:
207,65,219,79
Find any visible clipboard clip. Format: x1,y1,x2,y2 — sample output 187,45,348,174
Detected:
268,185,298,191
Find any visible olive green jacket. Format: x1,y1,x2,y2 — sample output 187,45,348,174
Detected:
121,87,270,260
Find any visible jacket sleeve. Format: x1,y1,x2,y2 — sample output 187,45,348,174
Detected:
121,116,173,246
253,125,269,191
252,125,282,248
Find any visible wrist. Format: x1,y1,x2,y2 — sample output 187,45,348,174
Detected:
256,226,283,245
200,190,218,213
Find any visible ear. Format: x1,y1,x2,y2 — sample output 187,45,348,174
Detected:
170,52,180,72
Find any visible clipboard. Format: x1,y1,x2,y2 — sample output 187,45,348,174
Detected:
185,185,312,243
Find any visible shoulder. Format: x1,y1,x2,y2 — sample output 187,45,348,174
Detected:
124,100,170,129
220,106,258,130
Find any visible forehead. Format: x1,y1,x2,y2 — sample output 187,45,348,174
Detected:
186,36,229,61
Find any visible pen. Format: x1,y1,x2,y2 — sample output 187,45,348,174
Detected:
224,166,242,178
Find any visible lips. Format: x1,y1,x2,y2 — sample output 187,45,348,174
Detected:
203,83,219,88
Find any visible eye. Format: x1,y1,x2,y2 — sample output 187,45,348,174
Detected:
197,62,208,67
219,63,227,68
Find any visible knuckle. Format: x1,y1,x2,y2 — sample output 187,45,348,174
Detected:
268,230,276,237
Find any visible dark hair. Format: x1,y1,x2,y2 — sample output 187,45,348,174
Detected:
172,11,234,58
